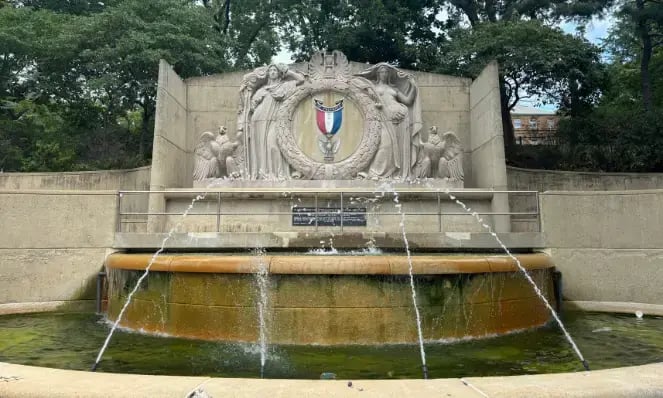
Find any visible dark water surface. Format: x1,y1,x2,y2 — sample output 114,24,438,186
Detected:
0,312,662,379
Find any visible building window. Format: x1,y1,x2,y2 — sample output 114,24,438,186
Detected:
547,119,555,129
513,119,522,129
528,119,537,129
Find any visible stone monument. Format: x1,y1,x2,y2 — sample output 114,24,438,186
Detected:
147,50,510,233
191,51,464,183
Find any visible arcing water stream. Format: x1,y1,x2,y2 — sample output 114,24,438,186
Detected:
92,192,210,371
253,248,270,378
391,190,429,379
442,189,590,371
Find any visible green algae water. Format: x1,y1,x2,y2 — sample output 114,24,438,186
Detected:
0,312,662,379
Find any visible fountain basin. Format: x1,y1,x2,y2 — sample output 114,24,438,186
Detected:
106,253,555,344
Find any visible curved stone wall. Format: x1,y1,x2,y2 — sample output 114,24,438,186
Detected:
106,253,555,344
0,166,150,191
507,166,663,192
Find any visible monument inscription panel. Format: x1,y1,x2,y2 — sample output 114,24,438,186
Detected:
292,207,367,227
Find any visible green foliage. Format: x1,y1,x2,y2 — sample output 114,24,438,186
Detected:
0,99,76,171
280,0,445,70
442,20,606,111
546,2,663,172
0,0,237,172
0,0,661,173
556,105,663,172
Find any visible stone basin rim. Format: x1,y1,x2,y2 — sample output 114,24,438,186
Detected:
0,362,662,397
105,253,554,275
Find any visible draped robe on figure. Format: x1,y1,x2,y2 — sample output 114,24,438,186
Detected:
249,80,297,179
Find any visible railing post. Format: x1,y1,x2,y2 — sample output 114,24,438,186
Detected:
116,192,122,233
536,191,541,232
216,192,221,232
340,191,344,232
437,192,442,233
315,193,319,232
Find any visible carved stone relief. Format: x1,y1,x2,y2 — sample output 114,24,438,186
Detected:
193,50,463,184
416,126,464,181
193,126,240,180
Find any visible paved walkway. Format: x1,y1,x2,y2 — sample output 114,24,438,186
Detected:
1,362,663,397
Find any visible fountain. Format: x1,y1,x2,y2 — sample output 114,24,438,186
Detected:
2,51,663,396
100,51,565,377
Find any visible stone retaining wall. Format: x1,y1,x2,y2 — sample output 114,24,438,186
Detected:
508,166,663,192
0,166,150,191
540,189,663,305
0,191,117,307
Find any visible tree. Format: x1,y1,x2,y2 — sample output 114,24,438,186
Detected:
441,20,605,149
0,0,245,171
280,0,446,70
439,0,612,153
610,0,663,111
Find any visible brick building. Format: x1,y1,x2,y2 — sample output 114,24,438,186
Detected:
511,105,559,145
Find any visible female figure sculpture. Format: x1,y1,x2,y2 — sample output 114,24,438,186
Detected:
238,64,305,179
354,63,422,179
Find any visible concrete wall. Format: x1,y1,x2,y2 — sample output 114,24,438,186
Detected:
508,166,663,192
469,61,510,231
0,167,150,233
0,166,150,191
0,191,117,307
541,189,663,305
148,60,189,231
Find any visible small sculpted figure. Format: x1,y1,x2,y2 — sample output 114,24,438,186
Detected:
438,131,464,181
414,126,443,178
215,126,240,178
193,130,221,180
193,126,239,180
413,127,464,180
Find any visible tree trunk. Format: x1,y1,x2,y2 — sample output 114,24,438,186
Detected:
498,74,516,158
139,100,152,161
636,0,653,112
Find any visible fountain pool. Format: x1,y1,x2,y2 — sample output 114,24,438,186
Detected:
1,311,662,379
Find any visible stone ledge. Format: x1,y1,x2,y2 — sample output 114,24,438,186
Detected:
565,301,663,317
113,232,544,250
1,362,662,398
0,300,94,315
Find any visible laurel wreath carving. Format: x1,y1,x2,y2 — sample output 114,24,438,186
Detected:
275,79,381,179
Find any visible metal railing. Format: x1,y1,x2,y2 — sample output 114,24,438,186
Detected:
115,189,541,233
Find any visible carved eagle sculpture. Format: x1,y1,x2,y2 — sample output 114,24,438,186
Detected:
438,131,464,181
193,131,221,181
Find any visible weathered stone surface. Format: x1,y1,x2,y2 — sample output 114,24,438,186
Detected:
508,166,663,192
541,190,663,249
106,254,555,344
113,231,545,250
0,191,116,304
0,166,150,191
468,61,510,231
0,248,107,303
550,248,663,304
3,361,663,398
463,363,663,398
0,191,117,249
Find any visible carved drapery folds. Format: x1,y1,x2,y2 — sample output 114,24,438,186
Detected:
193,50,464,183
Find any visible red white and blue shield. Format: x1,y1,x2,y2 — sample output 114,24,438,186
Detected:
314,99,343,136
